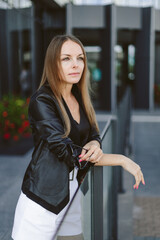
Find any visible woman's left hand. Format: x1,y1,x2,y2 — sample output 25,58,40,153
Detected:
79,141,103,164
122,157,145,189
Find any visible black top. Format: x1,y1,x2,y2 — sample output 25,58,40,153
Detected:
63,94,90,148
63,85,95,179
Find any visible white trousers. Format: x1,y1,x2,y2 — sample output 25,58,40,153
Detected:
12,168,82,240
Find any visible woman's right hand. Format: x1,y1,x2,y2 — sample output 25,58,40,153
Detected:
122,157,145,189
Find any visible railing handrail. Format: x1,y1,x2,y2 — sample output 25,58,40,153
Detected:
54,117,113,238
100,117,112,141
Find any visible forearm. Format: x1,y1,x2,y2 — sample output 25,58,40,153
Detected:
95,153,127,167
85,150,145,189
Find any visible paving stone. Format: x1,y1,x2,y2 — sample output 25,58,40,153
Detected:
0,231,12,240
133,237,144,240
133,196,160,237
0,151,32,238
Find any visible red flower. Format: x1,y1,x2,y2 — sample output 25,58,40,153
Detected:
26,98,30,105
10,123,15,128
3,132,11,140
18,127,24,133
5,120,10,126
23,120,30,128
13,135,19,141
10,123,15,129
2,111,8,117
21,114,25,120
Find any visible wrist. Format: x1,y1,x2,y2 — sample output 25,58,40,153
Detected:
119,154,127,168
89,140,100,147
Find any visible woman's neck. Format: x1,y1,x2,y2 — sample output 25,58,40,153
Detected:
61,83,73,100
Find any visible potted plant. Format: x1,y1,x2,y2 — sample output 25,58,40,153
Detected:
0,95,32,154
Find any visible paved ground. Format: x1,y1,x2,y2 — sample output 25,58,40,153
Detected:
118,112,160,240
132,114,160,240
0,150,32,240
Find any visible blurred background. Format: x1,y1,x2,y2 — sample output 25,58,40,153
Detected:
0,0,160,240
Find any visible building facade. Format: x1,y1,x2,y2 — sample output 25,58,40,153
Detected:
0,0,160,110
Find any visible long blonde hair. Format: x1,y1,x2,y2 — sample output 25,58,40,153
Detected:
39,34,99,137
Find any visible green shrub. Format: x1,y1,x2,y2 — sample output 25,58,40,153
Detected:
0,95,31,142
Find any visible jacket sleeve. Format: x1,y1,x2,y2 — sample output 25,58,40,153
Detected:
28,93,80,168
88,124,102,148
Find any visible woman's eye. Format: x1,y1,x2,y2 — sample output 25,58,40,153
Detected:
78,57,84,61
62,57,70,61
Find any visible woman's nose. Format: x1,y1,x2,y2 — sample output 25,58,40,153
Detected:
72,59,78,68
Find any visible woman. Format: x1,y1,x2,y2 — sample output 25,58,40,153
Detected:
12,35,145,240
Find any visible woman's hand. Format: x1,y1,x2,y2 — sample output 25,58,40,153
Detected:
122,157,145,189
79,140,103,164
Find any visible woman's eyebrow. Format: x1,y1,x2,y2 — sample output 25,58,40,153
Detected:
61,53,84,56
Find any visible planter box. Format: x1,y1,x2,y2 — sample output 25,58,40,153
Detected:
0,137,34,155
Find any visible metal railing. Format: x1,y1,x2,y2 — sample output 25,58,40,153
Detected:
55,87,131,240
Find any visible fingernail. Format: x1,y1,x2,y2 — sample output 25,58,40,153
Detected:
143,181,145,185
133,186,136,189
136,186,139,189
79,159,83,162
79,155,82,157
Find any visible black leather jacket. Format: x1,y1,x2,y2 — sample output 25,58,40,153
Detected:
22,82,101,214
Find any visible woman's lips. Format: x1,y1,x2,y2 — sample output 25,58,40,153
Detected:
68,72,80,75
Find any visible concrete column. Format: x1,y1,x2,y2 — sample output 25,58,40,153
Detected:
135,7,155,109
0,10,9,97
100,4,117,111
31,3,44,92
6,10,13,94
66,3,73,35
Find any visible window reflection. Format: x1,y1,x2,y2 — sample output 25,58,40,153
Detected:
0,0,33,98
0,0,32,9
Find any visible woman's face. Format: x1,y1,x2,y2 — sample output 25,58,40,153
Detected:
60,40,85,85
